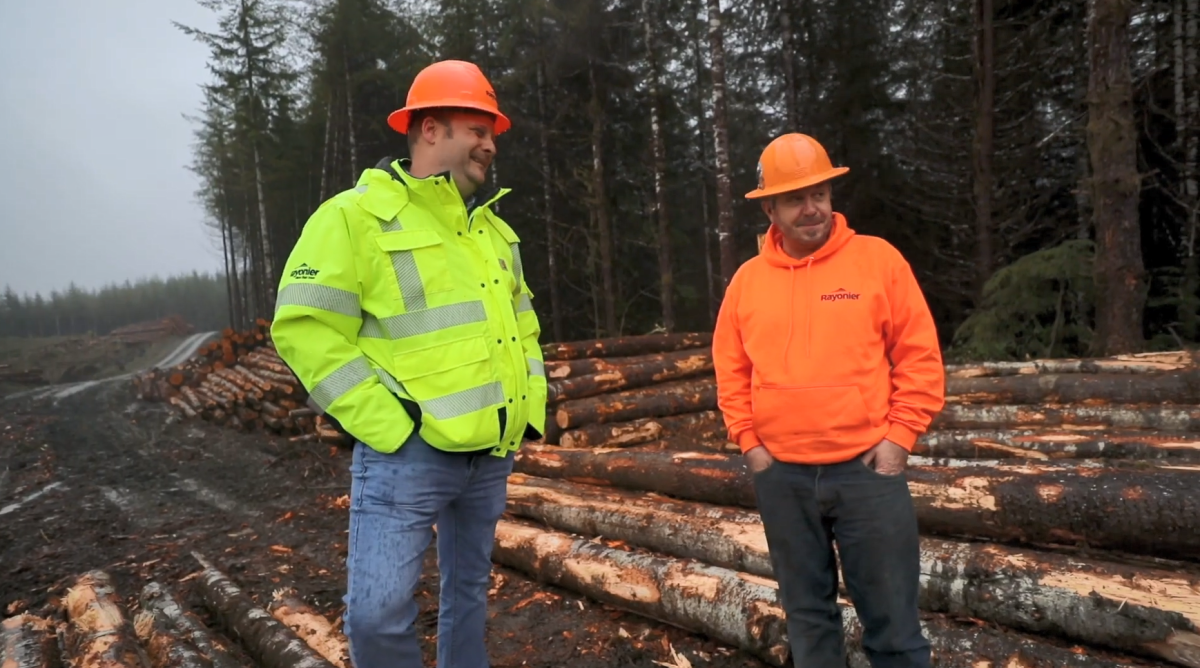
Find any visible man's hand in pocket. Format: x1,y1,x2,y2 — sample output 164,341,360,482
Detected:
745,445,775,474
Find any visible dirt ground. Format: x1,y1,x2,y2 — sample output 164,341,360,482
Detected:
0,379,768,668
0,334,191,394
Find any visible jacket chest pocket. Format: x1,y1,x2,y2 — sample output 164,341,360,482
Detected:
374,230,455,309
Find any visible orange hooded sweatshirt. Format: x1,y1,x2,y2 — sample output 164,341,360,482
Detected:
713,213,945,464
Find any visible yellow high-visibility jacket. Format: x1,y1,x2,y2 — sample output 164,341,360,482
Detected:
271,158,546,457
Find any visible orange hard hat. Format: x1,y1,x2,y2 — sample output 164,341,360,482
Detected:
387,60,511,135
745,133,849,199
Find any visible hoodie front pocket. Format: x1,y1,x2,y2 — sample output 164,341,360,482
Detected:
752,384,870,444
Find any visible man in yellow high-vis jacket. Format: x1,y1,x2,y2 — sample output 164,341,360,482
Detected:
271,60,546,668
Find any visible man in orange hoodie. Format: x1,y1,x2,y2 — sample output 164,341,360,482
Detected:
713,133,945,667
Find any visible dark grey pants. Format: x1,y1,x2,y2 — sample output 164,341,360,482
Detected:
752,455,930,668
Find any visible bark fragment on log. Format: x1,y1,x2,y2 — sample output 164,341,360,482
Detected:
0,614,60,668
491,519,790,666
508,474,1200,666
945,369,1200,404
559,411,723,449
547,351,713,403
63,570,151,667
138,582,240,668
517,446,1200,560
555,379,718,429
190,553,336,668
944,350,1197,378
935,403,1200,431
541,332,712,361
916,429,1200,461
266,590,348,668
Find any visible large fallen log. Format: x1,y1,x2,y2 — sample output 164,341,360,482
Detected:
546,350,713,403
491,519,790,666
541,332,712,361
514,446,1200,560
138,582,241,668
63,570,152,667
0,615,60,668
513,445,752,506
554,379,718,429
934,403,1200,431
506,475,1200,667
945,350,1197,378
945,369,1200,404
558,411,724,449
266,590,349,668
190,553,336,668
916,429,1200,461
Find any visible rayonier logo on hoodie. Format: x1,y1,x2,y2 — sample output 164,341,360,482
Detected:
820,287,861,302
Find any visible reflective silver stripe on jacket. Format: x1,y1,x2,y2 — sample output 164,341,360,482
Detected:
527,358,545,378
423,382,505,420
515,294,533,314
510,243,524,293
358,302,487,340
275,284,360,318
310,357,374,410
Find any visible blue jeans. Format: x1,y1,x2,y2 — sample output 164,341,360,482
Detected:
752,456,930,668
343,432,514,668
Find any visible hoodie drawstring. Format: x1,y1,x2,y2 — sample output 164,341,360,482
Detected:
783,264,795,367
806,257,813,358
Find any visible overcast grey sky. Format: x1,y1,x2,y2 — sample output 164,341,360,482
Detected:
0,1,225,299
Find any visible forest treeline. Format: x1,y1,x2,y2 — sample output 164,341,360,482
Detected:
6,0,1198,362
0,275,228,338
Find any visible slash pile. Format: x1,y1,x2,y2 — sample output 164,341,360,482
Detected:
131,320,347,446
503,336,1200,667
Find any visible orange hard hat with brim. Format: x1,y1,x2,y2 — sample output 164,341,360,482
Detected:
745,133,848,199
388,60,511,135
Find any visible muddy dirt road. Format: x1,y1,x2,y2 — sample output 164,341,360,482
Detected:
0,380,765,668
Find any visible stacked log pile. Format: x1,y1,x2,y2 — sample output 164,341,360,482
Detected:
0,563,348,668
131,320,348,446
501,337,1200,666
108,315,195,344
0,364,44,385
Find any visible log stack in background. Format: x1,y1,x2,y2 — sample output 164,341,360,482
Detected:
509,336,1200,667
131,320,348,446
108,314,195,344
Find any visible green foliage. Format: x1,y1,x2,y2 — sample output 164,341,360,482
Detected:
947,240,1095,362
0,273,229,338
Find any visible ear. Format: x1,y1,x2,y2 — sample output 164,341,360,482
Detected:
420,115,444,144
760,198,774,216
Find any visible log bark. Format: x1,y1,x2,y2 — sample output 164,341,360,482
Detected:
559,411,723,449
935,403,1200,431
190,553,336,668
945,350,1196,378
547,351,712,403
266,591,349,668
491,519,790,666
63,570,151,667
133,607,212,668
506,475,1200,666
540,333,712,361
917,429,1200,462
513,445,753,507
515,446,1200,560
138,583,240,668
0,615,60,668
555,379,718,429
546,351,710,380
904,459,1200,560
946,369,1200,404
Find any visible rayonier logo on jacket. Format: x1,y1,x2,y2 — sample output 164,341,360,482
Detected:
290,263,320,280
820,288,860,302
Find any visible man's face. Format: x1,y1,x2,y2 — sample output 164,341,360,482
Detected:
422,111,497,196
762,182,833,253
